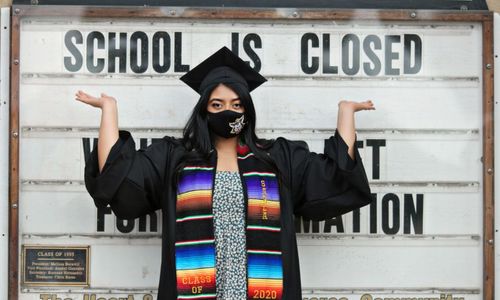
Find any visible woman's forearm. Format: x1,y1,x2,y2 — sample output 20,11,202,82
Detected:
336,102,356,160
98,100,119,172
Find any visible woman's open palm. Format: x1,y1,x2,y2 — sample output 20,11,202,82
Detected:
75,90,116,109
339,100,375,112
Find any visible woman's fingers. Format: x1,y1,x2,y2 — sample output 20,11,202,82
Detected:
75,92,95,103
75,90,102,108
352,100,375,112
362,100,375,110
75,90,93,100
75,90,117,109
339,100,376,112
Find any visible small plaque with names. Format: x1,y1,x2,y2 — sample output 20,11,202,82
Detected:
22,245,90,286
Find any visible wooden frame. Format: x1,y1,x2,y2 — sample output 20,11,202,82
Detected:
8,0,492,10
10,5,493,20
9,9,20,300
8,5,494,300
482,17,494,300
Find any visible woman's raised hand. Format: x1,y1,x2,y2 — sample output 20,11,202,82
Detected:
336,99,375,160
75,90,116,109
75,90,119,172
338,100,375,112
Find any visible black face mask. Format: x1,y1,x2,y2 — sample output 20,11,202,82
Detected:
207,110,246,138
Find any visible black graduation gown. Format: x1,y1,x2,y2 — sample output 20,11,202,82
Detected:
84,129,372,300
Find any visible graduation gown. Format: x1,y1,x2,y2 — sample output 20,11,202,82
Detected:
84,129,372,300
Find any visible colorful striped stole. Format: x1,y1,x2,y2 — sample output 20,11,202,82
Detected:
174,145,283,300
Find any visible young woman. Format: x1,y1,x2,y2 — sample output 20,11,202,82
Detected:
76,47,375,300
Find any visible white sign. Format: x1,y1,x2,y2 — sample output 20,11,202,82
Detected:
18,15,483,299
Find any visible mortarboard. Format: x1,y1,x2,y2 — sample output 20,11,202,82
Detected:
179,46,267,95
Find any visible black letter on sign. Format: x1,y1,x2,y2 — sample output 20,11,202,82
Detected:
342,34,360,76
139,212,158,232
174,32,189,72
352,208,360,233
86,31,105,73
152,32,171,73
97,206,112,232
64,30,83,72
301,33,319,74
404,34,422,75
404,194,424,234
243,33,262,72
117,218,135,233
139,138,148,150
324,217,344,233
382,193,400,235
366,139,386,180
295,216,320,233
130,31,149,74
152,138,163,145
369,193,377,233
82,137,98,163
108,32,127,73
363,35,382,76
385,35,400,76
231,32,239,55
322,34,338,74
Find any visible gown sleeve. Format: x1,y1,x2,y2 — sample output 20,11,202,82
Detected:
84,130,178,219
275,129,372,221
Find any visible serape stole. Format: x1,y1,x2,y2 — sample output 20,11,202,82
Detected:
175,144,283,299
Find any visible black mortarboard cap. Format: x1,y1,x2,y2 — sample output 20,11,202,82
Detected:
180,46,267,95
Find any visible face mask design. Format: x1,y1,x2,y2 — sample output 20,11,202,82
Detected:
207,110,246,138
229,115,246,135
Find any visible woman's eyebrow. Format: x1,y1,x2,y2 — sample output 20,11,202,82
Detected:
209,97,240,101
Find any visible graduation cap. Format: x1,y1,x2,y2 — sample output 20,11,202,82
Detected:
180,46,267,95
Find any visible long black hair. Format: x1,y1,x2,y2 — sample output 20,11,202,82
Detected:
179,81,277,172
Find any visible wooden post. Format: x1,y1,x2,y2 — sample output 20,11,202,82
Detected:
8,8,20,300
482,16,495,300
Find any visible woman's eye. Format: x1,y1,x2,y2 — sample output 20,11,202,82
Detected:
212,103,222,108
233,103,242,109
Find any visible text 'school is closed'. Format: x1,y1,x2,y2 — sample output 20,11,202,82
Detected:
63,31,422,76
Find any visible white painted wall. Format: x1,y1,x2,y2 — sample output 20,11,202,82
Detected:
0,7,10,300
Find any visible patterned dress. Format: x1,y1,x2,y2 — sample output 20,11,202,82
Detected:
212,171,247,299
